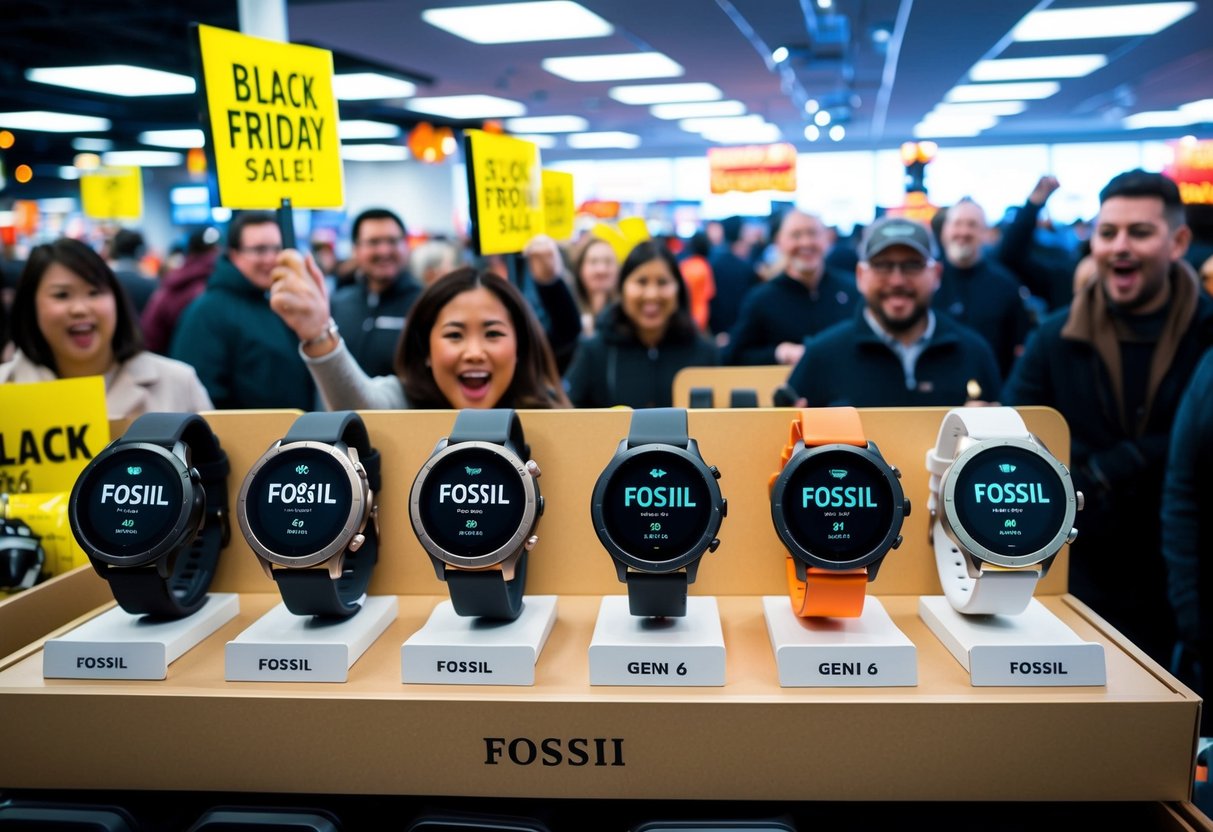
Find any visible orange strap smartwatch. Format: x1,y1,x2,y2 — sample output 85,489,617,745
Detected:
768,407,909,618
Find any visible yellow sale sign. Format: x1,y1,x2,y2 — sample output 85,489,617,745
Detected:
541,170,575,242
0,377,109,494
465,130,544,255
195,24,343,209
80,167,143,220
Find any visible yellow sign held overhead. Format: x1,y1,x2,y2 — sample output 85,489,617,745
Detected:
80,167,143,220
0,377,109,494
465,130,545,255
541,170,575,242
194,24,343,209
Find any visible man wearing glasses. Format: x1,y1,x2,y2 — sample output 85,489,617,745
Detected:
172,211,315,409
786,215,1000,407
331,208,422,377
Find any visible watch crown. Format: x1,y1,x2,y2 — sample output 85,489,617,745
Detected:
1067,527,1078,544
892,534,903,550
1076,490,1085,511
709,465,721,480
526,459,542,478
904,497,911,518
720,498,728,518
708,538,721,553
524,534,539,551
892,465,902,479
348,533,366,553
537,495,545,516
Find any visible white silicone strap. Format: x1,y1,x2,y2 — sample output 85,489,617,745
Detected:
928,408,1040,616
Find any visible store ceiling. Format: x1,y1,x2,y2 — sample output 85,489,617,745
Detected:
1,0,1211,177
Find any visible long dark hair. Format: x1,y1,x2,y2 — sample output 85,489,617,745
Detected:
604,240,697,346
395,268,570,409
10,238,142,373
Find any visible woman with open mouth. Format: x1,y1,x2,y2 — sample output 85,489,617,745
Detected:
0,238,212,418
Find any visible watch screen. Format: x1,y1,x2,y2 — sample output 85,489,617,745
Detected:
601,450,712,563
247,448,353,558
953,446,1068,556
780,449,896,562
76,448,184,555
418,447,527,557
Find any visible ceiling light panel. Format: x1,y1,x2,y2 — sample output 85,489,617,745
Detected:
26,64,195,96
340,144,410,161
650,101,746,119
543,52,683,82
0,111,111,132
138,129,206,148
338,120,403,140
512,133,558,149
1122,110,1198,129
931,101,1028,117
407,95,526,119
422,1,613,44
699,123,783,144
503,115,588,132
72,138,114,151
970,55,1107,82
567,131,641,149
1012,2,1195,41
945,82,1060,102
332,73,417,100
608,83,722,105
101,150,184,167
679,114,769,134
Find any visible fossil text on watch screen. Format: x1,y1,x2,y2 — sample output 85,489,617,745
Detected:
602,451,711,562
954,446,1068,556
249,449,353,557
783,449,895,561
420,448,526,557
78,449,183,554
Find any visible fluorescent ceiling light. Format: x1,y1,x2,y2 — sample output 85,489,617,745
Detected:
913,121,985,139
58,167,80,180
101,150,183,167
609,82,722,105
567,131,640,149
407,94,525,119
333,73,417,100
338,120,403,140
26,64,195,96
650,100,746,119
970,55,1107,82
679,114,769,134
918,114,999,131
170,187,208,205
699,123,783,144
1122,110,1198,129
422,1,613,44
1180,99,1213,119
138,129,205,148
1012,2,1195,41
512,133,558,149
504,115,588,132
72,137,114,151
0,111,111,132
543,52,682,82
931,101,1027,117
945,82,1060,102
340,144,410,161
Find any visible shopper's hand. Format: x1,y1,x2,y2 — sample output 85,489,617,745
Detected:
1029,175,1060,206
774,341,804,366
523,234,563,285
269,250,334,353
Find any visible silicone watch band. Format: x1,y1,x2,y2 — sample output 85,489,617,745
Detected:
106,413,230,618
442,409,530,620
273,411,380,618
624,408,693,618
925,408,1040,615
777,407,870,618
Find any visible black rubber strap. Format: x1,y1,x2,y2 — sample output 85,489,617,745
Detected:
626,571,689,617
108,413,229,619
627,407,690,449
441,409,529,620
274,411,379,619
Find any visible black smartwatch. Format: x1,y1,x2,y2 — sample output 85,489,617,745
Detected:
68,412,231,619
1,512,45,592
238,411,380,619
590,408,726,617
409,409,542,621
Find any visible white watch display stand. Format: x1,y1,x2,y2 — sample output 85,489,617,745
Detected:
919,596,1107,686
43,593,239,680
588,595,726,686
401,595,557,686
224,595,396,683
763,596,917,687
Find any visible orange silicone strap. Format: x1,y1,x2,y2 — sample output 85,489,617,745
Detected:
778,407,871,618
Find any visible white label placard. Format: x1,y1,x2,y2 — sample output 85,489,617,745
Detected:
763,595,917,687
225,595,396,683
43,593,239,680
588,595,725,686
401,595,557,686
919,595,1106,686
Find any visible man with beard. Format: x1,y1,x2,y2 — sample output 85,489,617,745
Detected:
787,216,1000,406
330,208,422,377
1004,169,1213,667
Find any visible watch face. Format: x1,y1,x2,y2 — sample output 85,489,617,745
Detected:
245,447,354,559
415,446,528,559
952,445,1070,558
599,449,714,565
73,446,186,558
776,447,898,565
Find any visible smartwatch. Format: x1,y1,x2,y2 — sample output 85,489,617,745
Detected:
590,408,726,618
238,411,380,619
409,409,542,621
1,515,45,591
769,407,909,618
68,412,230,618
926,407,1082,615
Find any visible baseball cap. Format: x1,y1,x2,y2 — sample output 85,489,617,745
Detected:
860,216,938,261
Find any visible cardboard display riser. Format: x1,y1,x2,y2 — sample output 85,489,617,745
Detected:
0,407,1200,802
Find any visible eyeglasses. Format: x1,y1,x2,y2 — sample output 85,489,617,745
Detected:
868,259,931,276
236,244,283,258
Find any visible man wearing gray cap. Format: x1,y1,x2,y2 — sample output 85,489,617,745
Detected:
787,215,1000,406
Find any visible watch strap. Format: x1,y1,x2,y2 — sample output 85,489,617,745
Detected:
107,413,229,619
275,411,379,619
627,407,689,449
626,570,688,617
448,408,529,459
